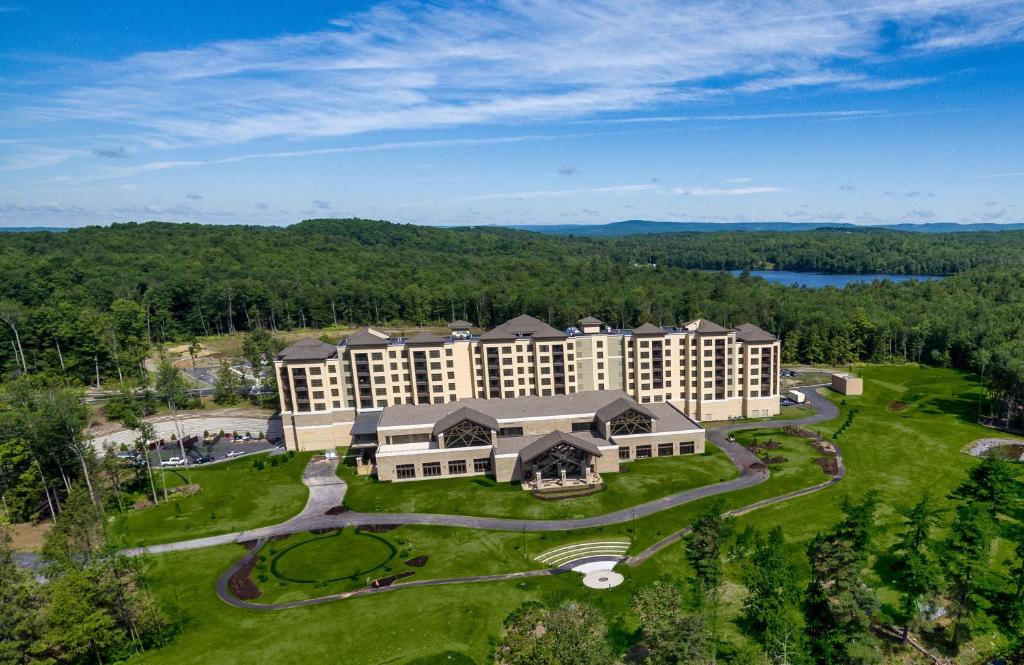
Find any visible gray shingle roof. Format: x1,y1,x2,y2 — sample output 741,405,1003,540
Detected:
378,390,632,429
578,316,603,326
594,396,658,425
276,338,338,361
734,323,777,343
447,319,473,330
344,327,390,348
632,322,665,335
518,430,603,463
405,331,446,345
431,406,499,437
479,314,566,340
683,318,731,335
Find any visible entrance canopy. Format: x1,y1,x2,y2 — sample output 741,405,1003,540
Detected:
519,430,603,464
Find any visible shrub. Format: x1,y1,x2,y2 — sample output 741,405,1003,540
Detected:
270,457,279,467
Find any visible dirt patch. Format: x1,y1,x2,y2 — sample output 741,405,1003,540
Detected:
814,458,839,475
405,556,428,567
372,570,415,588
5,521,51,553
268,534,291,542
309,528,339,535
241,539,260,551
888,400,910,411
748,461,766,471
324,505,349,515
228,555,262,600
360,524,400,533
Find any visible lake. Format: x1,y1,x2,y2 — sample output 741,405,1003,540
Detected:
727,270,944,288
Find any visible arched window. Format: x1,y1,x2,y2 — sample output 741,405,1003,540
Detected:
608,409,652,435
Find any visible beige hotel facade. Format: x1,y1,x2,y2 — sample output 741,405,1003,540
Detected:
273,314,780,486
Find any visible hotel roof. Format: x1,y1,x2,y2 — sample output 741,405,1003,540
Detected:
377,389,701,432
344,327,391,348
632,322,665,335
683,318,732,335
448,319,473,330
734,323,778,343
405,331,446,345
578,316,603,325
479,314,566,341
276,337,338,361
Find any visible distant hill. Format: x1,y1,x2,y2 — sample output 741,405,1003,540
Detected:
509,220,1024,236
0,226,69,233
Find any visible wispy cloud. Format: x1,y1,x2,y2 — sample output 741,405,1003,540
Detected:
16,0,1024,148
459,184,659,201
667,186,783,196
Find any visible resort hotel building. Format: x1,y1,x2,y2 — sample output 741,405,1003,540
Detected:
274,315,780,488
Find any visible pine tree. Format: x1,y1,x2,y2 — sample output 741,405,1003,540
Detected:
890,493,943,642
740,527,806,663
0,525,44,665
942,500,995,651
213,359,242,405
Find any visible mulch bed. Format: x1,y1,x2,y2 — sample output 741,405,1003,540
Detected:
371,571,415,588
227,555,262,600
241,539,259,551
324,505,349,515
405,556,428,567
888,400,910,411
360,524,400,533
309,528,338,535
268,534,291,542
814,458,839,475
762,456,788,464
748,461,766,471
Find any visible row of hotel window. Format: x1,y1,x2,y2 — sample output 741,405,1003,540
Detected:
395,457,492,479
391,442,697,480
621,442,697,459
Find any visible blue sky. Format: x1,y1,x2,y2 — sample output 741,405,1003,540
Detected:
1,1,1023,228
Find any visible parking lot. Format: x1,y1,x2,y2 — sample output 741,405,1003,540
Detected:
128,434,280,468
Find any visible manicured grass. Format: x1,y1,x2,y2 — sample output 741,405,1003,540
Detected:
254,525,542,604
131,366,1023,664
110,453,313,548
340,444,739,520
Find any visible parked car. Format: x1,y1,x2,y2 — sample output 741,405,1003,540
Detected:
225,450,245,459
162,456,186,467
190,455,215,465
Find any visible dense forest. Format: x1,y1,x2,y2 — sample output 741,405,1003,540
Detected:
1,219,1024,404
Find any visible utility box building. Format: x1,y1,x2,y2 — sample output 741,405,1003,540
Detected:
831,373,863,395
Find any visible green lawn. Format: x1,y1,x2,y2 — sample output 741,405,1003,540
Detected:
130,366,1023,664
110,452,313,548
339,444,739,520
254,525,542,605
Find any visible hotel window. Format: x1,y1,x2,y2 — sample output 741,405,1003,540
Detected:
314,403,327,411
331,389,340,397
618,446,631,460
499,426,524,437
309,367,322,375
328,365,336,373
446,348,453,356
396,464,416,479
474,457,492,473
332,401,341,409
372,352,383,361
635,445,652,459
313,391,324,399
658,443,674,456
422,462,442,477
571,421,593,433
448,460,467,475
680,442,696,454
429,350,441,358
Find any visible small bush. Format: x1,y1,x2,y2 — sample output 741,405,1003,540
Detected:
270,457,279,467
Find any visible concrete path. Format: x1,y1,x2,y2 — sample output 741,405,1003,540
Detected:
136,386,840,556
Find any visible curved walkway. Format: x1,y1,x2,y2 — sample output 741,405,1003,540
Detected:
137,386,840,555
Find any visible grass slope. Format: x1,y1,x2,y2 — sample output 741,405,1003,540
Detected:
111,453,313,548
340,444,738,519
131,366,1023,664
